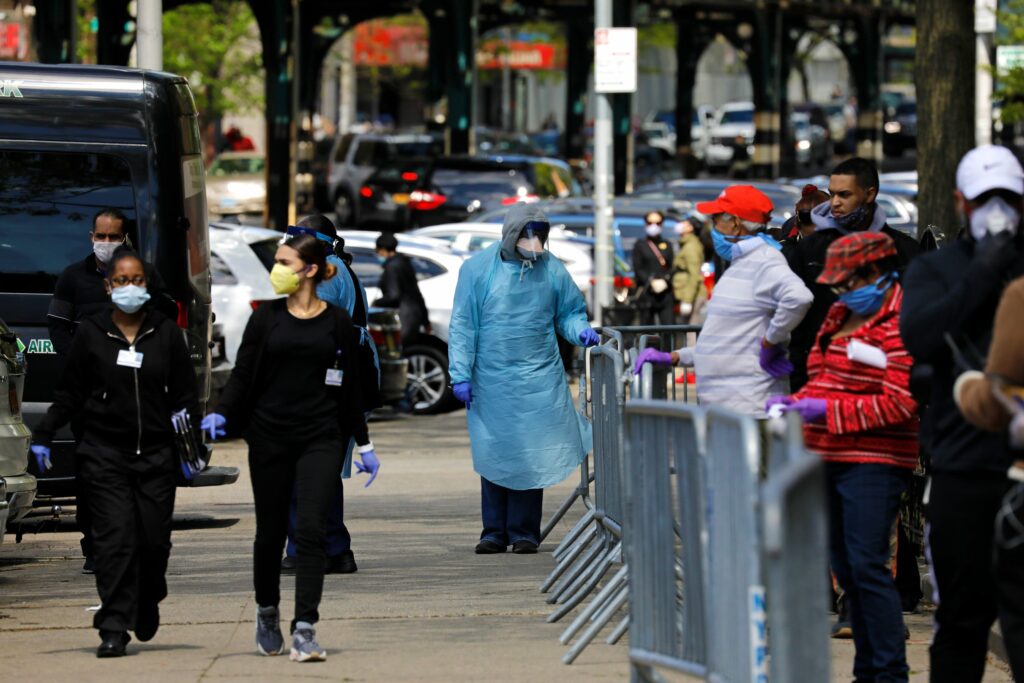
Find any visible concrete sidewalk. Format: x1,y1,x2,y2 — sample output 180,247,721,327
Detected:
0,411,1013,682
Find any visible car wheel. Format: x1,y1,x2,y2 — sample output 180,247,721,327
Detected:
404,344,455,415
334,192,353,225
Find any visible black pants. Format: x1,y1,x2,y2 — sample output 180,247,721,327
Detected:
480,477,543,546
247,429,344,631
78,437,177,633
927,471,1024,682
638,292,675,326
74,451,94,559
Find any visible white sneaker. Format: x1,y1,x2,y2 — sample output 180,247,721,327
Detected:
289,622,327,662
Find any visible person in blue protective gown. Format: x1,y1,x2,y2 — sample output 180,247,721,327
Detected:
449,203,600,554
281,215,380,576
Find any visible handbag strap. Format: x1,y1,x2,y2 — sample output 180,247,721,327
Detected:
646,239,667,270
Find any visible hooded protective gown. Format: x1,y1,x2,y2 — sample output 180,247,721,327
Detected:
448,204,593,491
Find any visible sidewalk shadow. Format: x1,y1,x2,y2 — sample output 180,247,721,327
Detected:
172,516,240,531
51,642,204,657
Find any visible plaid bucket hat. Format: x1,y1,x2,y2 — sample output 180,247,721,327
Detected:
816,231,897,285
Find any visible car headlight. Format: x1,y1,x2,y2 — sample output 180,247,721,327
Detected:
884,121,902,135
797,140,811,150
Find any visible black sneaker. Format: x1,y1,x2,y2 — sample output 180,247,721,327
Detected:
281,555,297,574
134,602,159,642
831,594,852,639
512,540,539,554
326,550,357,574
97,630,130,658
475,540,507,554
82,557,95,575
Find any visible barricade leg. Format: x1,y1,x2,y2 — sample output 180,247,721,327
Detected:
547,540,620,622
553,506,597,561
608,613,629,644
560,564,629,644
562,584,629,664
547,533,607,604
541,523,599,594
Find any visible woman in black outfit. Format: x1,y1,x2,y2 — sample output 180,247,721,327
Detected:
202,231,379,663
30,247,199,658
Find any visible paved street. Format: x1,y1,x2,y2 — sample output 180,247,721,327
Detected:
0,410,1013,682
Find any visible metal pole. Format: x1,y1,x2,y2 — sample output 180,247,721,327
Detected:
288,0,300,226
339,30,356,134
136,0,162,70
975,0,996,146
502,27,513,131
593,0,615,327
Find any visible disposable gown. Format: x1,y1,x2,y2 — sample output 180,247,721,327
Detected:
448,204,593,491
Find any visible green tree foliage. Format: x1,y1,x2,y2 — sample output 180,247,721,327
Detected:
162,1,264,126
997,0,1024,123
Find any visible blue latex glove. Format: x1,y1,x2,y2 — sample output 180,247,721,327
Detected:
201,413,227,441
759,342,794,379
579,328,600,347
30,444,52,472
453,382,472,409
354,449,380,487
783,398,828,423
633,347,674,375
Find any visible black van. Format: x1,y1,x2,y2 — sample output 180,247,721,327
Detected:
0,62,237,498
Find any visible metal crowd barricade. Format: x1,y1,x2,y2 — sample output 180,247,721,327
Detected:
606,324,702,402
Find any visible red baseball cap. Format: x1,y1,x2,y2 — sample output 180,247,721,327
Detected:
696,185,774,224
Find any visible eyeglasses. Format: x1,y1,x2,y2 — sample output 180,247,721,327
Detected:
110,276,146,287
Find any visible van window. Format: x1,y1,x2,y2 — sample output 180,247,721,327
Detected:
0,150,136,293
334,134,354,163
249,238,278,272
181,155,210,297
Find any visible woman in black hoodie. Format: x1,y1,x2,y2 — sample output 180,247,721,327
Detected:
31,247,199,658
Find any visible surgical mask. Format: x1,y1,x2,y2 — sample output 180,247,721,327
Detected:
711,228,753,262
110,285,150,314
969,196,1021,241
270,263,304,295
377,256,388,265
832,204,871,231
645,223,662,237
93,241,120,264
838,273,895,317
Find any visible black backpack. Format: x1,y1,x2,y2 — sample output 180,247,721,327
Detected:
343,262,383,412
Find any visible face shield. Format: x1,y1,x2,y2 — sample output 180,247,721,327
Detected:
516,221,550,261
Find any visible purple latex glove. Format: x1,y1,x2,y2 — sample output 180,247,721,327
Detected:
633,347,674,375
785,398,828,423
764,395,795,413
354,449,380,487
759,342,794,379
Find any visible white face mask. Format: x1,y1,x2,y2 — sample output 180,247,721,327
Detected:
93,241,120,264
645,223,662,238
970,196,1021,241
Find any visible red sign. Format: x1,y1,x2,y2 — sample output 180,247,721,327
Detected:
0,22,21,60
476,41,562,70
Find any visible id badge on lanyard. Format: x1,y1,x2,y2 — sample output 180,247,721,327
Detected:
117,349,143,368
325,348,343,386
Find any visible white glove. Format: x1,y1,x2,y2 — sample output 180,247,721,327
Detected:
650,278,668,294
679,302,693,316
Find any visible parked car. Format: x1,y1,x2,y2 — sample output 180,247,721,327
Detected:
647,106,715,162
821,103,849,152
883,101,917,157
409,222,595,297
0,62,235,500
706,101,755,172
206,152,266,221
791,112,829,167
356,157,433,229
326,132,443,225
630,179,801,225
338,231,468,415
406,155,582,229
0,320,35,533
476,128,544,156
0,478,8,544
208,223,409,407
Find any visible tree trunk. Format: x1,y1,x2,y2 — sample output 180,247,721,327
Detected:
916,0,975,240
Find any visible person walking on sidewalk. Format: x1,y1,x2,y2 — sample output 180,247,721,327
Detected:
670,218,705,323
202,231,380,663
768,232,918,683
30,247,199,658
632,211,675,325
901,145,1024,683
634,185,812,416
448,204,599,555
373,232,431,340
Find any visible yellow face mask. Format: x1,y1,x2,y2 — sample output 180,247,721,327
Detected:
270,263,303,295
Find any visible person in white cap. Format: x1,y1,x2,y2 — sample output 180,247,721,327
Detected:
899,144,1024,683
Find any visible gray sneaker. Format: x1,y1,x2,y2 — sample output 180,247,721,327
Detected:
289,622,327,662
255,606,285,656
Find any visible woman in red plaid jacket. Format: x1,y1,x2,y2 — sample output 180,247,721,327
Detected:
767,231,918,683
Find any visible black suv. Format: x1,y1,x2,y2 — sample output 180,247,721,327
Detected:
0,62,238,500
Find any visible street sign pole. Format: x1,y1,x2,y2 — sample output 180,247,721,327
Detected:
976,0,996,146
137,0,163,70
593,16,636,326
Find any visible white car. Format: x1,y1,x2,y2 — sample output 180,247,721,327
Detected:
408,222,594,299
706,101,755,172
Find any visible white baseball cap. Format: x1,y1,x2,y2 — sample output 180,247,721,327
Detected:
956,145,1024,200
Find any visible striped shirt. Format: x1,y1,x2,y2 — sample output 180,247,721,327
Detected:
794,284,919,468
684,238,813,416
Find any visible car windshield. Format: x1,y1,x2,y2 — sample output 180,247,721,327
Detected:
720,109,754,125
0,150,137,293
208,156,265,176
896,103,916,116
394,140,443,157
431,169,527,201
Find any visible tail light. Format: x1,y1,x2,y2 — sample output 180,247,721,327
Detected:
401,171,419,182
369,327,385,345
501,194,539,205
408,190,447,211
359,186,373,198
368,326,402,353
176,301,189,328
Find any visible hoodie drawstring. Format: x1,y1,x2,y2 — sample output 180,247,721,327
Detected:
518,258,534,282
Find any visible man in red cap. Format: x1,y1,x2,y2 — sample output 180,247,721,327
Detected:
634,185,812,416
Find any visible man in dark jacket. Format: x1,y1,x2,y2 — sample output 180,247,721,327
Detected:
900,145,1024,683
373,233,430,340
632,211,675,325
786,158,919,391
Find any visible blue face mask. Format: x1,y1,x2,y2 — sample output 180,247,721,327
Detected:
711,227,753,262
832,204,871,231
110,284,151,314
377,256,388,265
837,273,895,316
